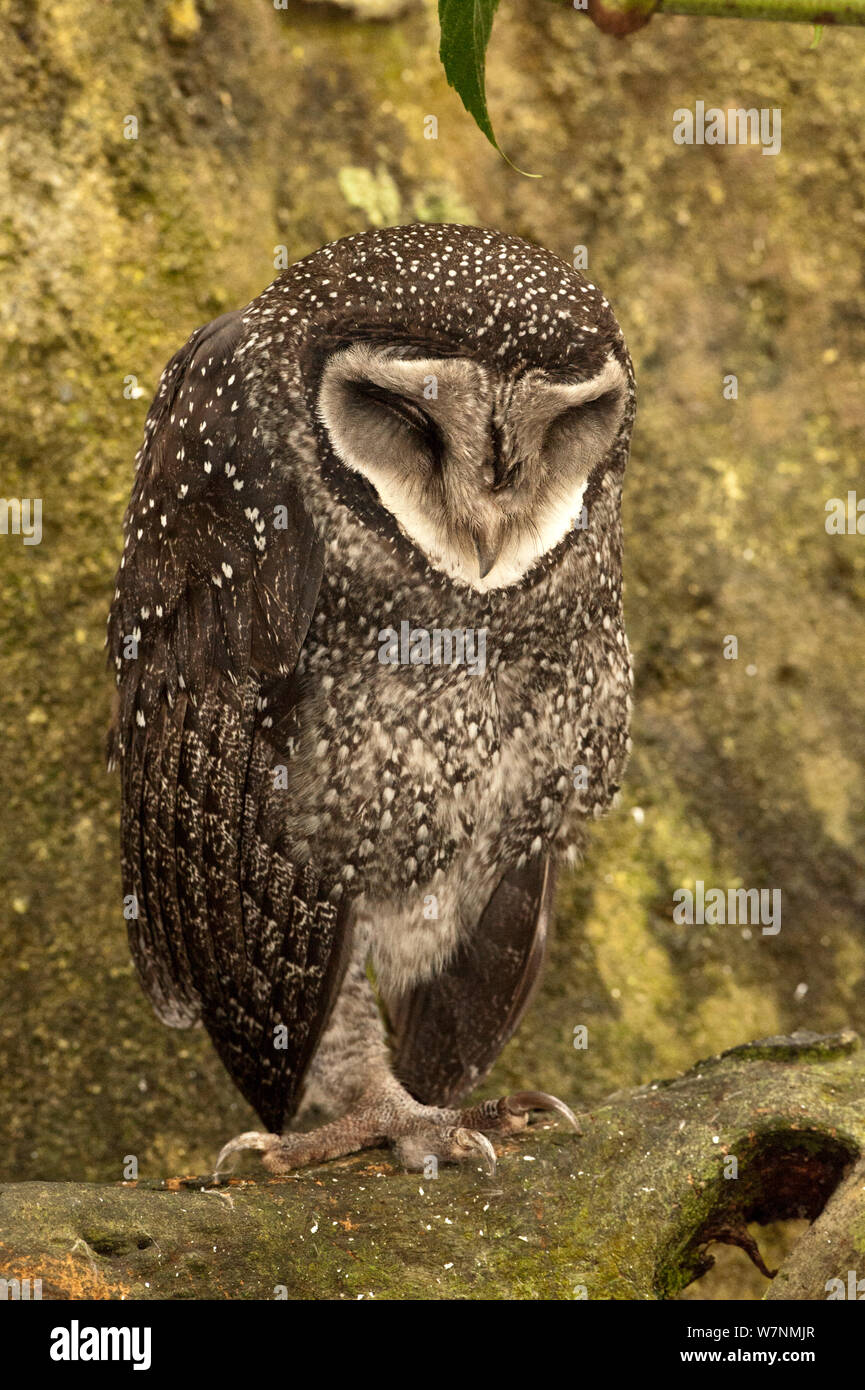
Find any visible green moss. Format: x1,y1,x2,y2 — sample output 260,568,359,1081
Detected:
337,165,402,225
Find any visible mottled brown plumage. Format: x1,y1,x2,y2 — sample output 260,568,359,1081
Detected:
107,224,635,1172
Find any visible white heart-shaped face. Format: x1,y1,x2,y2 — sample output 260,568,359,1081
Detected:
317,342,628,591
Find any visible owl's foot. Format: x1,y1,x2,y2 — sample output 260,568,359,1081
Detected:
214,1086,578,1177
391,1090,580,1173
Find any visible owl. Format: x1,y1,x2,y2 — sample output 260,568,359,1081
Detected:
107,223,635,1175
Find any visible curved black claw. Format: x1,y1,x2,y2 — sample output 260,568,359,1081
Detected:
504,1091,582,1134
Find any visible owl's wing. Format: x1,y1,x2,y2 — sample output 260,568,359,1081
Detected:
107,310,352,1134
385,857,555,1107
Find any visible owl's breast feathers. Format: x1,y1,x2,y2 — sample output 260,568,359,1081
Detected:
270,540,632,904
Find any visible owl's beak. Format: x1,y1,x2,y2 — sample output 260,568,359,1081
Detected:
474,532,504,579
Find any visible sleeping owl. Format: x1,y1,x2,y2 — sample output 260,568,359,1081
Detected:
107,223,635,1174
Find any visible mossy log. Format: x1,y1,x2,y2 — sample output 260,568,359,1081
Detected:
0,1030,862,1300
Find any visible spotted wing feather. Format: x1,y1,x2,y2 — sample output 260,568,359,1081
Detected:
107,311,351,1132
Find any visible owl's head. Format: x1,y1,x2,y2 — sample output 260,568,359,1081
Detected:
316,339,628,591
269,225,633,592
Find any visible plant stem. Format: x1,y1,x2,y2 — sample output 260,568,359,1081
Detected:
553,0,865,24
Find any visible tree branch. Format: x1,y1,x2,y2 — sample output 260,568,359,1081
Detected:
549,0,865,35
0,1031,862,1299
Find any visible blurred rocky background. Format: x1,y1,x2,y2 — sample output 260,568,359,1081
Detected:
1,0,863,1296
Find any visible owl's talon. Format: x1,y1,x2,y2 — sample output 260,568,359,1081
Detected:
214,1130,278,1176
449,1127,498,1176
503,1091,582,1134
393,1122,498,1174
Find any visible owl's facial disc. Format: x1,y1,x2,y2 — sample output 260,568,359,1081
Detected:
316,342,628,592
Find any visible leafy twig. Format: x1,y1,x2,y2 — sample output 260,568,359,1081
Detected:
438,0,865,169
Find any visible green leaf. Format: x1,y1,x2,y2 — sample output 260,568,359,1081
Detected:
438,0,538,175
